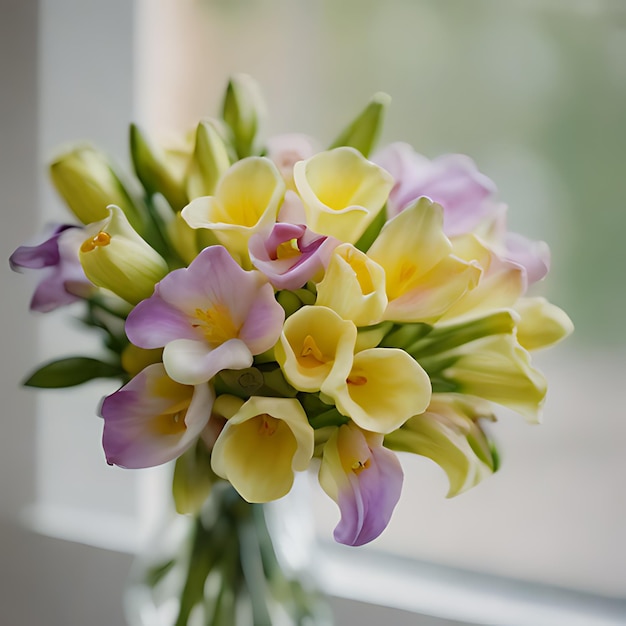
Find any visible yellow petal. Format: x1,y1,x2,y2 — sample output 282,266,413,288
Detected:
316,243,387,326
385,395,496,497
383,255,481,324
293,147,393,243
275,306,357,392
211,396,314,502
326,347,432,434
445,334,547,423
515,297,574,351
440,234,525,323
182,156,285,262
369,198,480,323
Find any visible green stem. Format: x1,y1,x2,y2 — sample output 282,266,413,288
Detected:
308,407,349,430
174,515,224,626
237,504,274,625
409,310,516,358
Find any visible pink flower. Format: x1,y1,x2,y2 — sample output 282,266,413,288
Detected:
482,207,551,288
248,222,339,290
126,245,285,385
100,363,214,468
9,224,94,312
375,143,550,288
374,142,497,236
319,423,403,546
265,133,319,188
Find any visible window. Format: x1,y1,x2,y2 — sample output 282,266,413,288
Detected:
4,1,625,624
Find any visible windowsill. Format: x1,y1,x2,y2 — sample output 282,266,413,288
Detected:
314,541,626,626
21,498,626,626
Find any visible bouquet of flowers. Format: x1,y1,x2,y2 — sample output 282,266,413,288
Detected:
10,75,572,624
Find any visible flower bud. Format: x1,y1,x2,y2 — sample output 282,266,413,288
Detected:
49,145,142,229
186,118,231,198
222,73,265,158
79,205,169,304
129,123,188,211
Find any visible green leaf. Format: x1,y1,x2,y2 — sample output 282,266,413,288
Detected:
329,92,391,157
354,202,387,252
23,357,125,388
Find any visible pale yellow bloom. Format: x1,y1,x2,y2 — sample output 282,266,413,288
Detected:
440,234,526,322
275,306,357,393
79,206,168,304
514,297,574,351
315,243,387,326
325,347,431,434
385,394,496,497
293,147,393,243
443,334,547,423
211,396,314,502
182,157,285,264
368,198,481,323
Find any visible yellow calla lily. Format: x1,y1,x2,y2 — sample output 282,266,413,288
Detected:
315,243,387,326
211,396,314,502
440,233,526,323
275,305,357,393
385,394,497,497
443,334,547,423
293,147,393,243
368,198,481,323
325,347,431,434
181,156,285,264
514,297,574,351
50,145,141,229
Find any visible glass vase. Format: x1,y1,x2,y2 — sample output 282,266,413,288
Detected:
124,481,333,626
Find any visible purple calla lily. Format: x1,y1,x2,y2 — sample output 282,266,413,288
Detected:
319,423,403,546
249,222,339,290
374,142,497,236
101,363,214,468
126,245,285,385
9,224,94,312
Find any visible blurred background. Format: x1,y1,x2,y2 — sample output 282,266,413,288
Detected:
1,0,625,624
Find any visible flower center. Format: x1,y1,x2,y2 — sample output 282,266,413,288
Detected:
347,374,368,386
257,413,279,436
299,335,328,368
388,261,419,299
351,458,371,474
345,248,374,295
275,238,301,260
192,306,239,347
154,409,187,436
80,231,111,252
